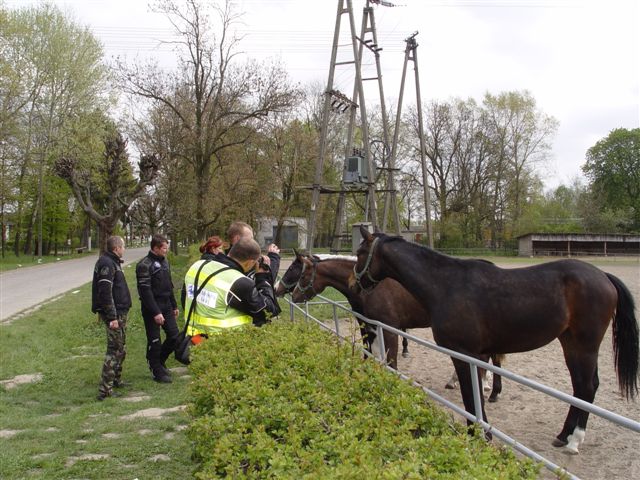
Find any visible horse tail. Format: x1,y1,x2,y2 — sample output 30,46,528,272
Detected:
606,273,639,400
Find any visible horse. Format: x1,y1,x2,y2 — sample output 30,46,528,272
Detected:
351,225,639,454
275,252,409,367
276,252,504,401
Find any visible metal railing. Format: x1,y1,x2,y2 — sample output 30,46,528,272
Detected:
282,294,640,480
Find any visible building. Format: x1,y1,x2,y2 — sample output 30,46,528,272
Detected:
517,233,640,257
255,217,307,250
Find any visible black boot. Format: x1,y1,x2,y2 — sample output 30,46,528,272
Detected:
151,365,172,383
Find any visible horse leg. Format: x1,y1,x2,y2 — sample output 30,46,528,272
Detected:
401,329,409,357
553,338,600,454
488,354,503,403
383,330,399,369
445,370,458,389
451,357,491,440
480,367,491,392
358,320,374,360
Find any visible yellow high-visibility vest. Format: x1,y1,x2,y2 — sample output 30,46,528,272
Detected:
184,259,252,336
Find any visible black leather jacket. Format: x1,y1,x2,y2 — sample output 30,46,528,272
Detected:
136,251,177,316
92,251,132,321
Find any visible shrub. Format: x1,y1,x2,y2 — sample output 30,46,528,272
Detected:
187,320,539,479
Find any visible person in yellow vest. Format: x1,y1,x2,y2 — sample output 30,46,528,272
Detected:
183,237,281,343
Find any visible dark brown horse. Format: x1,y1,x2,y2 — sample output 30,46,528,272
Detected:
276,252,504,401
352,226,639,453
275,253,410,368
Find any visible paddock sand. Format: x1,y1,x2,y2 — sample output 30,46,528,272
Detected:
389,260,639,480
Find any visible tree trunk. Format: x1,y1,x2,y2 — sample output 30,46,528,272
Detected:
13,230,21,257
24,207,36,255
96,219,115,254
169,231,178,255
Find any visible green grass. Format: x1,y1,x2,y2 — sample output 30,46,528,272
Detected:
0,253,195,479
0,250,94,272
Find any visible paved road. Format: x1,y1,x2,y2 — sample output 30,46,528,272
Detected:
0,247,149,323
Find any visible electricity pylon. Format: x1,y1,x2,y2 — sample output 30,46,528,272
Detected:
305,0,398,252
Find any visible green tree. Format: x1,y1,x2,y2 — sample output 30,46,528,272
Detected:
2,3,110,255
55,132,160,253
583,128,640,231
482,91,558,246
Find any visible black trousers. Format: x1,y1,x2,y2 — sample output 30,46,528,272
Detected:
142,307,180,370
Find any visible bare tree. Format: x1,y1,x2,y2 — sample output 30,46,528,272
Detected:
116,0,298,238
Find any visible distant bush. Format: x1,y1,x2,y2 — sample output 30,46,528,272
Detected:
187,321,539,479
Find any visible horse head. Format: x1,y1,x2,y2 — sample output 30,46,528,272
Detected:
350,224,386,292
290,255,319,303
275,249,306,297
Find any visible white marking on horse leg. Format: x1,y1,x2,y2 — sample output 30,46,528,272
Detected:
445,371,458,389
564,427,585,455
482,371,493,392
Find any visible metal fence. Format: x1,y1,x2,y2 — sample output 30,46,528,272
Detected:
281,294,640,480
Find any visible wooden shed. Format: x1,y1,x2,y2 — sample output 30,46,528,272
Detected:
517,233,640,257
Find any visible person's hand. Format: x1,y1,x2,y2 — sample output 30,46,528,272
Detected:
108,319,120,330
173,308,179,318
256,256,270,274
267,243,280,255
154,313,165,325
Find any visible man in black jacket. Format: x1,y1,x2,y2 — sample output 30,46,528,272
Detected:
136,234,179,383
92,235,132,401
224,221,281,286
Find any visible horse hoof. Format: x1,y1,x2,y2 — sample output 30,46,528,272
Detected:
445,381,457,389
564,445,580,455
402,352,409,358
488,395,498,403
564,427,585,455
552,438,567,448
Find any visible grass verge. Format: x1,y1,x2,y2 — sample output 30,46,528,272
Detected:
0,251,97,272
0,253,195,479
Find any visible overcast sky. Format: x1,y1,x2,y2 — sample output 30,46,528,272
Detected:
7,0,640,190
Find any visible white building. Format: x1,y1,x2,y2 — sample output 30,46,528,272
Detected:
255,217,308,250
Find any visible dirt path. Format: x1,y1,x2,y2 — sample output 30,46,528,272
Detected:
393,260,639,480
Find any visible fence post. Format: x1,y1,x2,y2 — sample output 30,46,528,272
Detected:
376,325,386,363
469,364,483,423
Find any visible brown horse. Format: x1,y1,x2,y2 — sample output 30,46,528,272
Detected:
352,226,639,453
275,253,411,368
276,252,504,401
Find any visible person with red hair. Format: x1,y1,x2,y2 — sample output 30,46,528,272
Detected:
199,235,224,259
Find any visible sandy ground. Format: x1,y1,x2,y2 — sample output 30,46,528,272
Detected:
312,259,639,480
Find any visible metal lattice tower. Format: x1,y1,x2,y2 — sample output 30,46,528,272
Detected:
305,0,399,252
390,32,434,247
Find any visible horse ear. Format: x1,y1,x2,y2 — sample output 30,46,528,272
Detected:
294,249,304,261
359,224,373,242
374,225,382,234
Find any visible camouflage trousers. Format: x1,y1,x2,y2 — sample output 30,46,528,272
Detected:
98,313,127,396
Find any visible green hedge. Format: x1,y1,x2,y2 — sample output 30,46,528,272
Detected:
186,321,539,479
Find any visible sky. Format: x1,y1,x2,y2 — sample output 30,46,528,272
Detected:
6,0,640,190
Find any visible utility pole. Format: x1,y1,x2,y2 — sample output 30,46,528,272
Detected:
390,32,433,247
306,0,398,252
